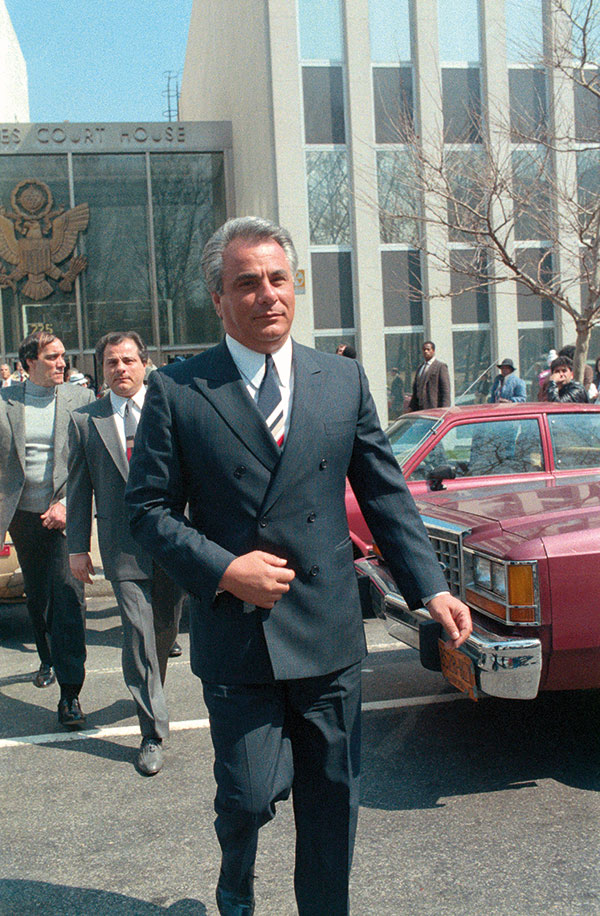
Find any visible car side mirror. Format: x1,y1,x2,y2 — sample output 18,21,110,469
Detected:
427,465,456,491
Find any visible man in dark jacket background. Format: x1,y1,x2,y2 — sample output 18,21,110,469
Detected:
546,356,588,403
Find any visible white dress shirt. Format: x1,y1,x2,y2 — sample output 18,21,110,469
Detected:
110,385,146,455
225,334,294,439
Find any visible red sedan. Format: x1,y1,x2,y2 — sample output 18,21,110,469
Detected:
346,401,600,556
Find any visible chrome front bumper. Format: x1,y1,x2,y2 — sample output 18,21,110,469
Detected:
355,556,543,700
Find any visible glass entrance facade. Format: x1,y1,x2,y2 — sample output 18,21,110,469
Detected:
0,122,231,372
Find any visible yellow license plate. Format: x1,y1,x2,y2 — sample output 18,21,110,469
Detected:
438,640,478,701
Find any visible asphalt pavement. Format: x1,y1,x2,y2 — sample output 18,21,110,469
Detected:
1,583,600,915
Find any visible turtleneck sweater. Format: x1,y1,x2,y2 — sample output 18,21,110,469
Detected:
18,380,56,513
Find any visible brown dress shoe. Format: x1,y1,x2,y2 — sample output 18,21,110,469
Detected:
57,697,86,730
33,664,56,688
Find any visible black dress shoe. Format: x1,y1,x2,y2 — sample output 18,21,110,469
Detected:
168,640,183,658
58,697,86,730
216,885,255,916
137,736,164,775
33,663,56,688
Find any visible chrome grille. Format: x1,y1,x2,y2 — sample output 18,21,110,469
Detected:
423,520,462,596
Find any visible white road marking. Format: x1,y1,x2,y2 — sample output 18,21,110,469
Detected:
0,695,466,749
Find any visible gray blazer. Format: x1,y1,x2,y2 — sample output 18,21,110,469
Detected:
67,393,152,582
125,340,448,685
0,381,94,544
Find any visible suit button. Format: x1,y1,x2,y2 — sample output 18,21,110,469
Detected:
309,565,320,577
233,465,247,479
307,512,316,523
319,458,328,470
259,518,269,528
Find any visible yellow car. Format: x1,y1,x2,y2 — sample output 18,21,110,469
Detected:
0,541,25,601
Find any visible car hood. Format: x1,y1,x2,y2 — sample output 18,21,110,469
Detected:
416,475,600,541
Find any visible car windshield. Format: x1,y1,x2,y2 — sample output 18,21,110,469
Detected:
386,415,438,467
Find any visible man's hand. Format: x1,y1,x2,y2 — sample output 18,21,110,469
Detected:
41,502,66,530
219,551,295,609
425,592,472,649
69,553,95,584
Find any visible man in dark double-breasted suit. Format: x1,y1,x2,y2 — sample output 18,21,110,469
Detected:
67,332,181,775
125,217,471,915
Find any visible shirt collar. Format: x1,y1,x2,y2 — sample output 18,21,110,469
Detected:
109,385,146,416
225,334,293,391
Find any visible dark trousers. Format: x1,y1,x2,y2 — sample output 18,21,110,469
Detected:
151,562,183,685
9,509,86,687
202,661,362,916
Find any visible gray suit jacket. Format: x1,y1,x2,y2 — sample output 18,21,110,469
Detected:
0,381,94,544
125,340,448,685
409,358,451,411
67,393,152,582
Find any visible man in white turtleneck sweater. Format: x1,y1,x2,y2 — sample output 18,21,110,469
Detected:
0,331,94,729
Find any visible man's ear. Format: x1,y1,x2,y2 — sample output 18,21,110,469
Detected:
212,292,222,319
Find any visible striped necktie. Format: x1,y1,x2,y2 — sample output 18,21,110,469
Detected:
257,354,284,447
124,400,138,461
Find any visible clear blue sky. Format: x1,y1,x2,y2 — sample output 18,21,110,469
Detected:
6,0,194,123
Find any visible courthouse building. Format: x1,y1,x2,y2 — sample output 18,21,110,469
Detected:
179,0,600,420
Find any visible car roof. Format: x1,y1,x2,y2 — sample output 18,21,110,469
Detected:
394,402,600,424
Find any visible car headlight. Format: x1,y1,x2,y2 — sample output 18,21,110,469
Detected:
491,561,507,598
473,555,491,590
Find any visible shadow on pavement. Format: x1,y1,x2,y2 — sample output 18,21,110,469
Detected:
361,688,600,811
0,880,206,914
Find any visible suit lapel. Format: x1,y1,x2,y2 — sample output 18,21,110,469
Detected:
53,385,74,493
91,395,129,482
260,343,324,516
192,340,281,473
5,386,26,475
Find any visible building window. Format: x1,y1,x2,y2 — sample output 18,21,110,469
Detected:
450,250,490,324
372,67,414,144
505,0,544,64
442,68,482,143
385,331,424,419
303,66,346,144
512,149,551,241
306,150,351,244
298,0,343,61
72,154,152,349
515,249,554,321
438,0,480,63
381,250,423,326
574,72,600,142
452,329,491,403
369,0,411,63
311,251,354,329
518,327,555,399
446,149,487,242
151,153,225,348
509,69,547,141
314,333,356,354
376,150,419,244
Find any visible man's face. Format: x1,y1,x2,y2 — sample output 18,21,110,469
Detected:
0,364,10,379
212,238,295,353
103,338,147,398
553,365,573,388
422,343,435,361
27,339,66,387
500,365,513,377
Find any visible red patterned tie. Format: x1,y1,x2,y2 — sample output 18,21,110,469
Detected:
124,400,138,461
257,354,284,447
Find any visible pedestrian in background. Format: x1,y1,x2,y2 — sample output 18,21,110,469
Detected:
68,330,183,775
0,331,94,728
408,340,451,411
489,358,526,403
546,356,589,403
1,363,12,387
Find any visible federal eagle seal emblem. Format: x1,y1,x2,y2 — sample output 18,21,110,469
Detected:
0,179,89,301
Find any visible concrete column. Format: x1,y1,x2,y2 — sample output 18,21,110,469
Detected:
412,0,455,390
343,0,389,421
480,0,521,367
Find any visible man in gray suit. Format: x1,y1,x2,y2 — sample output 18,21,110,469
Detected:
0,331,94,727
125,217,472,915
408,340,451,411
67,331,181,775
